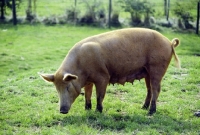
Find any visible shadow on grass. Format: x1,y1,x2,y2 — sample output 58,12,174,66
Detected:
48,111,199,134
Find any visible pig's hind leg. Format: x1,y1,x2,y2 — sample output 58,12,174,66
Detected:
142,74,152,110
148,66,167,115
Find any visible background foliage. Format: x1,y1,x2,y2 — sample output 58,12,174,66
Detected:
0,0,199,29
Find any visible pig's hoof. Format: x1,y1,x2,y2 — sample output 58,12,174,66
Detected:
96,107,103,113
85,104,92,110
96,104,103,113
85,107,91,110
194,111,200,117
95,109,102,113
148,110,156,116
142,105,149,110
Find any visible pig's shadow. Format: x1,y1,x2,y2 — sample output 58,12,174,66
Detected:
57,111,198,133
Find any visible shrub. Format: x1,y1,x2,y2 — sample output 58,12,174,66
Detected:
26,0,37,22
119,0,154,26
173,0,198,29
79,0,105,26
66,7,79,24
43,15,57,25
110,12,121,27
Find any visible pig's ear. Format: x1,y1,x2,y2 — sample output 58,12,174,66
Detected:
40,74,54,82
63,73,78,82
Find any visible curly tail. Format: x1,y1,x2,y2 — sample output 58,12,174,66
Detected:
171,38,181,69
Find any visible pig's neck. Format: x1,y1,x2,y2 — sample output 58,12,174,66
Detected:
60,67,87,93
60,54,88,92
72,74,87,94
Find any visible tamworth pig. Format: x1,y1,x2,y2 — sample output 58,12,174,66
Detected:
40,28,180,115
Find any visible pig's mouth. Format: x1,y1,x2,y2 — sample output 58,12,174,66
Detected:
60,106,69,114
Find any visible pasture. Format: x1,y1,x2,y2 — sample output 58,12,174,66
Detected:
0,24,200,134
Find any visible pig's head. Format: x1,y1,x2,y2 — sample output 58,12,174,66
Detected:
40,73,79,114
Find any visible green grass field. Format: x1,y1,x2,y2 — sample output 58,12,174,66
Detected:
0,24,200,135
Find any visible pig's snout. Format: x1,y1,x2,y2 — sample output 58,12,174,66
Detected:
60,106,69,114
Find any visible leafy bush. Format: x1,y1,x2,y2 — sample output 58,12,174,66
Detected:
119,0,154,26
66,6,79,24
110,12,121,27
26,0,37,22
173,0,198,29
43,15,58,25
79,0,105,26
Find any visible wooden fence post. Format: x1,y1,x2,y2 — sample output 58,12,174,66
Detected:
196,2,200,35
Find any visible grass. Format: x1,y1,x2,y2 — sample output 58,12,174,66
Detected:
0,24,200,135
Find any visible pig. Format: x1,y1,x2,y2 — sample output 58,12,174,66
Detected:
40,28,180,115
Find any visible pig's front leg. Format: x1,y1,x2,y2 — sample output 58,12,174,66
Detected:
84,83,93,110
95,77,109,113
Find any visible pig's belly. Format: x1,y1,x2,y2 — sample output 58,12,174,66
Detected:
109,67,147,85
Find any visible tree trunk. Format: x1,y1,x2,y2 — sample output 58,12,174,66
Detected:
28,0,32,12
196,2,200,34
0,0,5,19
164,0,167,16
12,0,17,25
166,0,170,21
33,0,36,14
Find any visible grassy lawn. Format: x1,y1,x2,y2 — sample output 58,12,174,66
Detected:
0,24,200,135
